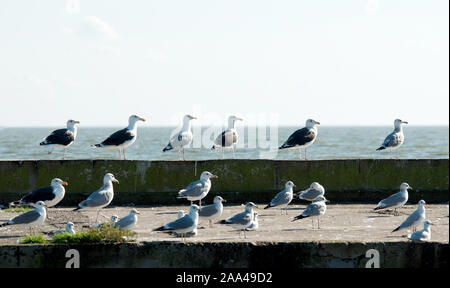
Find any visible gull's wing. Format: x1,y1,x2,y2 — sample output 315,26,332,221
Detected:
225,211,252,225
165,215,195,231
78,186,111,208
270,190,291,207
9,209,43,225
301,203,324,217
114,215,135,229
99,128,134,146
41,129,74,146
280,127,316,149
298,188,323,200
395,209,424,230
20,186,56,204
178,180,206,198
199,204,219,217
376,192,406,209
214,130,237,147
382,131,402,148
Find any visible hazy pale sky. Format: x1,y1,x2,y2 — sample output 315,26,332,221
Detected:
0,0,448,127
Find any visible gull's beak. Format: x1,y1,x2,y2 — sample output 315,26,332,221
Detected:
402,121,408,124
237,117,244,121
408,186,413,190
212,175,219,179
316,121,321,125
76,121,80,124
136,210,141,214
192,116,198,120
294,185,297,187
222,199,227,203
62,181,68,186
113,178,120,184
140,117,146,122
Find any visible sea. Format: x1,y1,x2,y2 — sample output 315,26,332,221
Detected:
0,126,448,160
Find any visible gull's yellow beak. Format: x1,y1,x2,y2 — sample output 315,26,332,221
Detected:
76,121,80,124
62,181,68,186
140,118,146,122
316,121,321,125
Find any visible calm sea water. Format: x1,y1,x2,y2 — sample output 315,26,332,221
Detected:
0,126,448,160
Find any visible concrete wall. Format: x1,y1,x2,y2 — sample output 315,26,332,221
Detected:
0,159,448,205
0,241,447,268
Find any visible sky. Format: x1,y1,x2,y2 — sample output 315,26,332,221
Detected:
0,0,448,127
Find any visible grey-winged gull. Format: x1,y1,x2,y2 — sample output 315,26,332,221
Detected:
177,171,218,208
374,183,411,214
0,201,47,233
74,173,119,222
264,181,295,215
392,200,426,233
211,115,243,159
114,208,140,230
246,211,259,231
154,204,200,241
220,202,257,239
163,114,197,160
94,115,146,160
376,119,408,159
11,178,68,208
198,196,226,227
40,119,80,159
407,220,432,242
279,119,320,160
296,182,325,202
293,196,328,229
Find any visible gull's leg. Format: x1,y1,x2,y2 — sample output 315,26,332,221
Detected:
48,147,54,155
311,219,314,229
118,149,121,159
96,210,100,223
222,148,224,160
178,149,181,160
182,148,186,161
396,150,399,160
209,220,212,228
63,148,66,160
232,146,235,159
198,200,202,209
298,148,301,160
244,229,247,239
123,149,127,160
305,148,308,160
318,218,320,229
389,149,392,159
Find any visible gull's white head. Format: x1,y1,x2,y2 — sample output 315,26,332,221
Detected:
310,182,323,190
51,178,68,186
183,114,197,123
190,204,200,213
214,196,226,203
306,119,320,128
314,196,328,203
423,220,432,228
130,208,140,215
418,199,426,206
394,119,408,128
110,215,119,223
400,183,412,191
200,171,219,180
35,201,46,208
67,119,80,128
228,115,244,127
245,202,257,211
129,115,146,124
104,173,119,184
66,222,75,229
285,181,296,189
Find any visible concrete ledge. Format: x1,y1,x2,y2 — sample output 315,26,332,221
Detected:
0,241,447,268
0,159,448,205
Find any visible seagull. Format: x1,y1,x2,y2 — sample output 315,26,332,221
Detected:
264,181,295,215
11,178,68,208
40,119,80,159
376,119,408,159
198,196,226,228
293,196,328,229
407,220,432,242
296,182,325,202
211,115,243,159
0,201,47,234
374,183,411,214
114,208,140,230
279,119,320,160
154,204,200,241
177,171,218,208
51,222,76,235
89,214,118,228
220,202,257,239
73,173,119,222
94,115,146,160
163,114,197,160
246,211,259,231
392,200,426,233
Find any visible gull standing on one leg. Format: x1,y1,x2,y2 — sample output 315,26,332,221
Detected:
73,173,119,223
94,115,146,160
376,119,408,159
162,114,197,161
292,196,329,229
264,181,295,215
279,119,320,160
177,171,218,208
40,119,80,160
211,115,243,159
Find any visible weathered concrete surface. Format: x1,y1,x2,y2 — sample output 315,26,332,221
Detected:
0,159,448,205
0,204,448,268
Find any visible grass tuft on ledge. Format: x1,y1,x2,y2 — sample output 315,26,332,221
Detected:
4,207,34,213
21,235,47,244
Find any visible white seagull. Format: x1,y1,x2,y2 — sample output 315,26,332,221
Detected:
177,171,218,208
264,181,295,215
374,183,411,214
94,115,146,160
198,196,226,227
376,119,408,159
74,173,119,222
407,220,432,242
220,202,257,239
0,201,47,233
293,196,329,229
154,204,200,241
51,222,76,235
392,200,426,233
40,119,80,159
11,178,68,208
163,114,197,160
211,115,244,159
246,211,259,231
114,208,140,230
279,119,320,160
296,182,325,202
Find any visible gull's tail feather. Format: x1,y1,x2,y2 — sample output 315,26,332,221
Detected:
154,226,166,231
73,206,82,211
93,144,102,148
39,141,49,146
373,206,383,211
163,143,173,152
264,204,272,209
0,222,9,227
376,146,386,151
392,226,401,232
278,143,290,150
211,145,216,150
292,215,306,221
219,220,228,224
